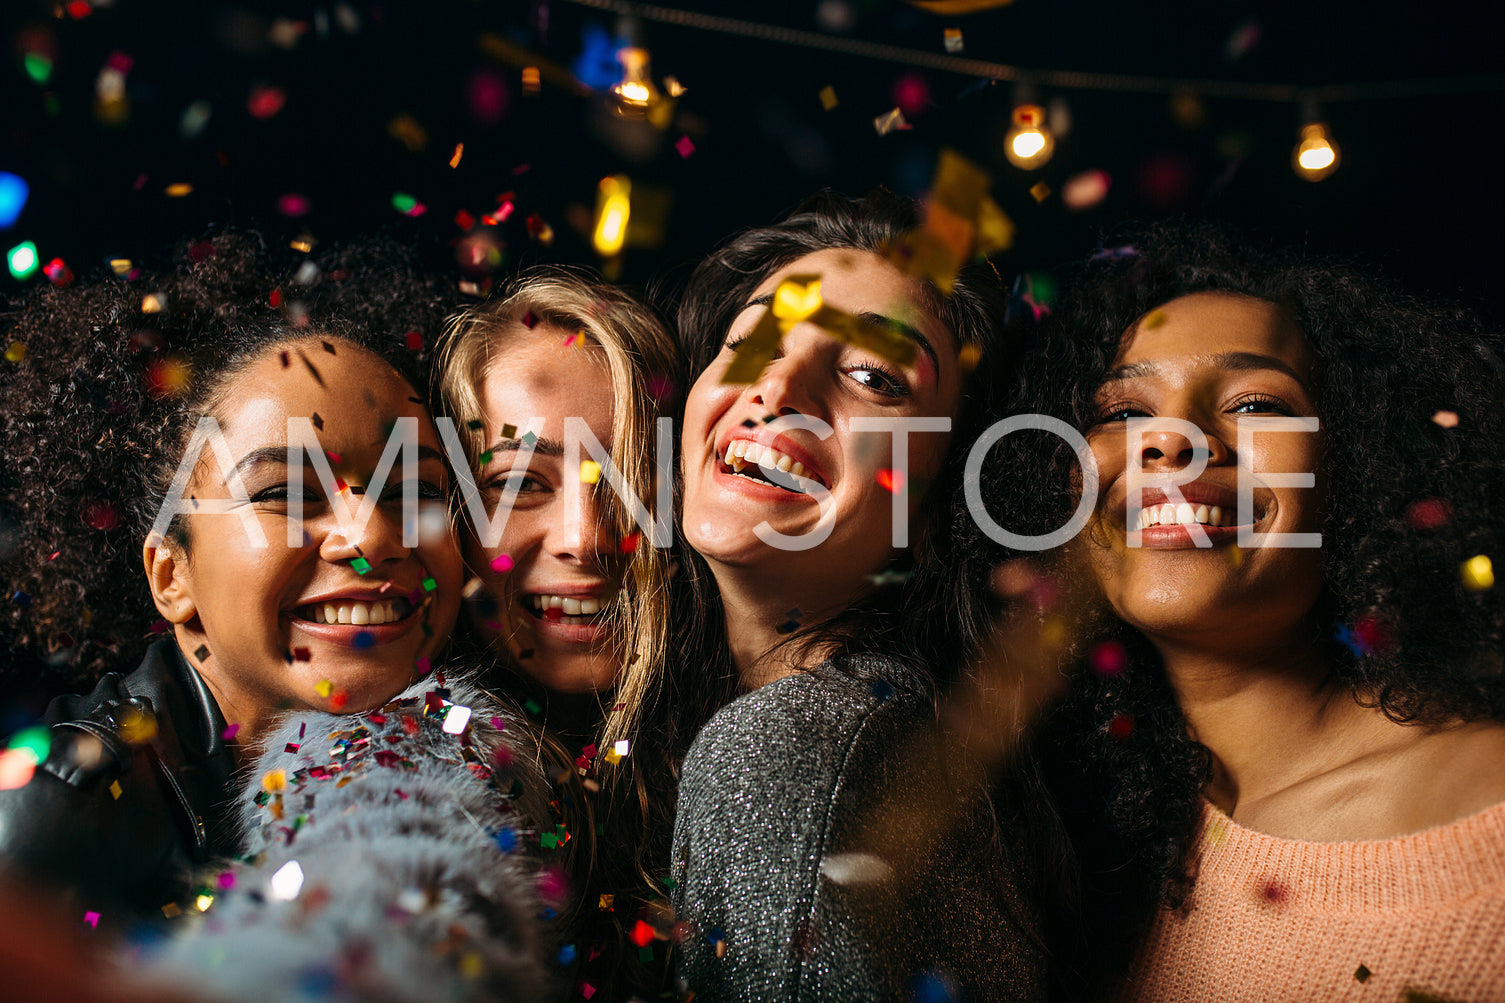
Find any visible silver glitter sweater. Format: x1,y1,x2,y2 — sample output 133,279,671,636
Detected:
671,655,1047,1001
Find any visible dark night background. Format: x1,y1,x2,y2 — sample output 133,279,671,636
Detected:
1,0,1502,323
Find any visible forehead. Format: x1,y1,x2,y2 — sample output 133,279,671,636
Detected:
216,340,429,437
1115,292,1312,373
477,323,613,425
753,247,937,328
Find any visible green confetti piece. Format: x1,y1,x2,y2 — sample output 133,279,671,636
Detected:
422,576,436,592
351,557,371,575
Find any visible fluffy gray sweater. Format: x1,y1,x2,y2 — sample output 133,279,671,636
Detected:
140,674,552,1002
672,656,1047,1002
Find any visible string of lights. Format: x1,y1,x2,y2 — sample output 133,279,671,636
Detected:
555,0,1505,181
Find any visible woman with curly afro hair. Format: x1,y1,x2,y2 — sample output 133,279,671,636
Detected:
971,222,1505,1000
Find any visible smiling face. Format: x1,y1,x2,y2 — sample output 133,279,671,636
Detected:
1083,291,1326,646
148,338,463,733
681,248,963,603
463,323,623,694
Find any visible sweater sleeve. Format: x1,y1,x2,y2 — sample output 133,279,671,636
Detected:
671,671,1045,1002
135,676,552,1003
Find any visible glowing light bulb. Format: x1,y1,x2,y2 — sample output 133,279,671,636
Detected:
611,47,659,116
1293,123,1339,181
1004,104,1054,169
592,175,632,257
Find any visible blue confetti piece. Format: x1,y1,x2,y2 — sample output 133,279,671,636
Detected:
557,944,577,965
352,630,375,649
0,173,28,229
493,827,518,852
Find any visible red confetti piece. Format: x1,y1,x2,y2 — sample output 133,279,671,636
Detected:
221,723,240,741
276,193,311,217
1260,880,1288,905
489,553,514,573
454,209,475,230
330,690,348,710
630,919,655,948
405,330,423,351
875,469,905,494
675,135,695,158
1406,498,1452,529
521,310,538,329
619,532,640,554
1107,712,1134,740
1089,640,1127,676
292,647,311,662
83,911,100,928
43,257,74,286
84,501,121,531
269,288,283,308
247,85,286,119
65,1,91,19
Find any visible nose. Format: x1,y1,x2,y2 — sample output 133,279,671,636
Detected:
1136,418,1230,471
747,355,819,419
318,496,413,568
546,478,614,567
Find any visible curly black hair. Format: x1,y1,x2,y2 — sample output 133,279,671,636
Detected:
971,220,1505,992
0,232,458,695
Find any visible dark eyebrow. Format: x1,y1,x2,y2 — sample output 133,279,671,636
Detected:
486,436,564,459
230,444,448,478
1101,352,1309,391
742,294,942,379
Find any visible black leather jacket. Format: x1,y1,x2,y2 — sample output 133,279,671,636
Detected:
0,638,240,923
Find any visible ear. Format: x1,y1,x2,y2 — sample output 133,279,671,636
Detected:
143,535,197,625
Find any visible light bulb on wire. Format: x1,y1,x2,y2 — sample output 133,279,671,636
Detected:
1005,104,1054,169
611,47,659,117
1293,122,1339,181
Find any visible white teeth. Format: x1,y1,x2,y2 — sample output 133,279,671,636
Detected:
743,443,762,464
776,454,793,472
1157,503,1176,525
731,441,748,459
562,597,583,615
1194,504,1209,525
549,595,563,609
304,600,399,625
1175,502,1196,526
579,598,600,615
530,593,611,618
1210,506,1223,527
791,461,805,478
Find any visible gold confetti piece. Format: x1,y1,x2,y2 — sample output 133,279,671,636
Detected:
141,293,165,313
315,679,334,698
1461,554,1494,591
599,894,615,909
521,66,541,95
164,183,193,197
1432,409,1459,428
195,893,214,912
261,769,286,792
1142,309,1167,329
289,238,314,253
957,343,981,374
721,297,788,386
4,341,25,363
819,85,838,111
161,902,182,918
943,27,964,52
117,707,158,744
1040,615,1067,649
1029,181,1052,202
449,143,464,168
974,196,1015,255
664,76,687,97
579,460,602,485
772,275,824,324
873,107,909,135
109,780,123,799
109,258,133,277
387,113,428,152
1227,543,1244,568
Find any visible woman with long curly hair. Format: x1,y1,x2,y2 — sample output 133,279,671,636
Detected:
981,222,1505,1000
668,190,1051,1001
0,237,552,1002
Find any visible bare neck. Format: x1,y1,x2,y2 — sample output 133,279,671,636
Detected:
709,563,855,691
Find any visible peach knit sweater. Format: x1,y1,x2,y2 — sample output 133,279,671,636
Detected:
1114,799,1505,1002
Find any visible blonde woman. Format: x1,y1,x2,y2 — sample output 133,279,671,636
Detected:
435,266,686,998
